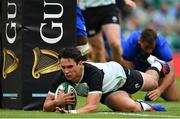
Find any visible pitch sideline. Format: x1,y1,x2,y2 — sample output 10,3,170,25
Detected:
98,112,180,118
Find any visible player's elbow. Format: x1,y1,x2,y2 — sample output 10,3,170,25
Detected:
43,103,53,112
43,104,49,112
43,107,48,112
90,106,98,113
87,104,99,113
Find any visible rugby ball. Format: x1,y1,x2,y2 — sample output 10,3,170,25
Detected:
55,82,77,110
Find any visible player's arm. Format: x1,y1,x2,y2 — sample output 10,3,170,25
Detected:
75,92,102,113
43,93,57,112
147,60,175,100
159,60,174,92
147,35,175,100
156,36,175,94
56,92,102,114
121,57,134,69
74,68,103,113
43,91,74,112
121,31,138,68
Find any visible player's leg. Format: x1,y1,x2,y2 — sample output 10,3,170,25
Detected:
101,4,122,63
76,5,90,58
76,36,89,56
139,71,159,91
101,66,152,112
81,7,107,62
102,91,166,112
103,91,142,112
140,61,170,91
121,61,166,93
88,32,107,62
147,55,170,77
146,55,179,101
102,24,122,63
101,66,166,112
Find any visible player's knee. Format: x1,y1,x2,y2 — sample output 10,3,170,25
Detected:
120,103,141,112
109,102,140,112
148,80,158,90
109,41,120,49
153,80,158,89
109,43,121,55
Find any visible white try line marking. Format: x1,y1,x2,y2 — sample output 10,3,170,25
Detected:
98,112,180,118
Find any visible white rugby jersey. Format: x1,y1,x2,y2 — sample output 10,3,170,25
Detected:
86,61,127,94
79,0,116,10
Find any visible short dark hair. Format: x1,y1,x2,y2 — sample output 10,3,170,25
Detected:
140,28,157,42
58,47,82,63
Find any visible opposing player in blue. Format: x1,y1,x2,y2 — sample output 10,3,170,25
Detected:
43,47,168,113
122,28,180,101
76,2,89,59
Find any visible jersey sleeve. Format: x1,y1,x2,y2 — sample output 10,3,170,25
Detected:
83,65,104,94
122,31,140,61
88,70,103,94
155,34,173,61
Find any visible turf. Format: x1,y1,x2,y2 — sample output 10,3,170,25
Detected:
0,78,180,118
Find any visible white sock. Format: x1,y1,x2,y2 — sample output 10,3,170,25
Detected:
76,43,90,56
139,101,152,111
151,62,162,72
147,55,156,64
147,55,165,65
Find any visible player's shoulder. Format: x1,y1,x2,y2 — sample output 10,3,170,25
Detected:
126,30,141,44
83,62,102,74
83,62,104,77
83,62,99,70
156,33,168,45
84,62,105,71
130,30,141,37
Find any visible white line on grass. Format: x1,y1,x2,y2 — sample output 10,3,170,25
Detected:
98,112,180,118
3,118,180,119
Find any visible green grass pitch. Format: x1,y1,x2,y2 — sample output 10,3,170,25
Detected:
0,78,180,118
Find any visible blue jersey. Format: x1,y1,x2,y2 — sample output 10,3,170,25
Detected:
76,5,87,37
122,31,173,72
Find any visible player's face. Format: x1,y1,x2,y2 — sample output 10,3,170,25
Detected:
60,58,83,83
139,40,156,55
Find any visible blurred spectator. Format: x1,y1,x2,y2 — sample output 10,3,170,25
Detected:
122,0,180,52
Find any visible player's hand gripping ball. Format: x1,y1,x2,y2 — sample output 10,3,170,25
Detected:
55,82,77,110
